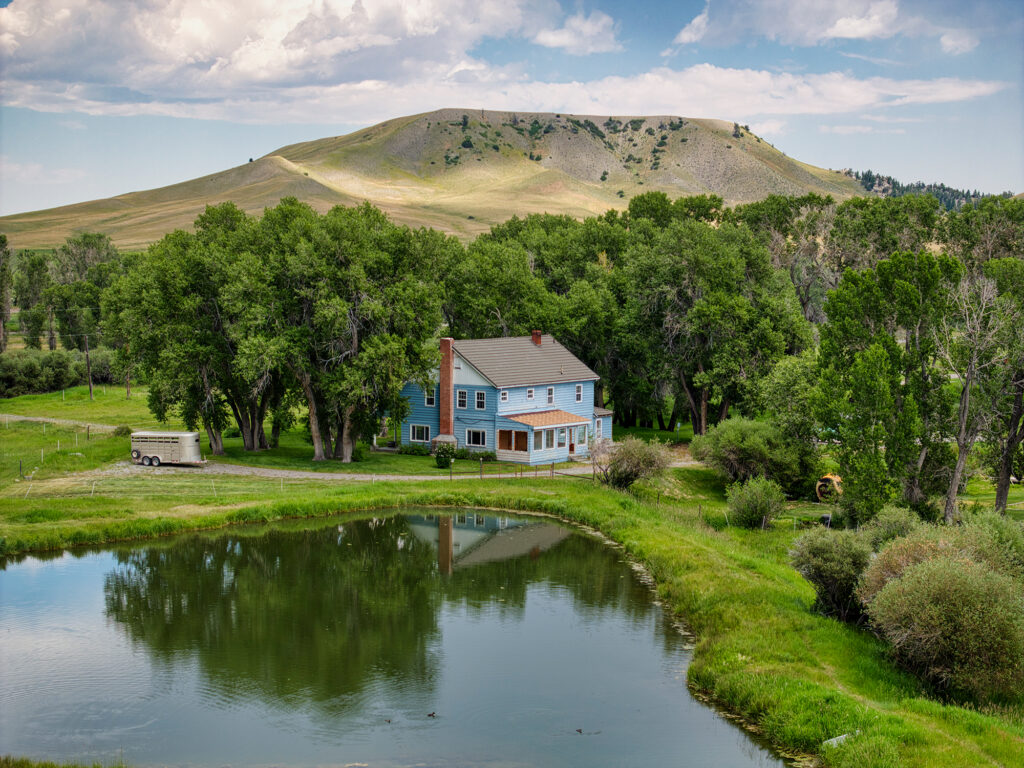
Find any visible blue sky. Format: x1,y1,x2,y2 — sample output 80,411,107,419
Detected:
1,0,1021,215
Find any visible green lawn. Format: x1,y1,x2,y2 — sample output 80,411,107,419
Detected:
0,385,178,429
964,474,1024,521
614,422,694,444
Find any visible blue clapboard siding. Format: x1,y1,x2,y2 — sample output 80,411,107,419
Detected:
453,385,498,451
398,363,602,464
400,382,439,445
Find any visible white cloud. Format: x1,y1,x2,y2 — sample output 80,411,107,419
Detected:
0,1,1008,128
823,0,899,40
820,124,906,134
749,119,787,136
0,156,86,185
839,51,904,66
659,0,986,53
672,2,710,45
533,10,622,55
940,30,979,54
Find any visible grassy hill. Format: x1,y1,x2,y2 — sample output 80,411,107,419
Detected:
0,108,865,249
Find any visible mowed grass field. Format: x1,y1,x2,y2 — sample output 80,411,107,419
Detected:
1,387,1023,767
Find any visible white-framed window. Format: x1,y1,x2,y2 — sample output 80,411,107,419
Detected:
424,388,435,407
457,390,467,409
411,424,430,443
575,384,582,403
545,429,555,449
466,429,486,447
557,428,566,448
500,390,508,403
596,419,603,438
547,386,554,405
527,388,534,400
476,391,486,410
533,430,543,450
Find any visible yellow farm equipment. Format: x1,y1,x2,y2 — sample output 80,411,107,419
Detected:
815,474,843,502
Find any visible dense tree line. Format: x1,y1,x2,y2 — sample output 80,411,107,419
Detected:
0,192,1021,520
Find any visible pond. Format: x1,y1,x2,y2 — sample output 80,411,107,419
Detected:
0,510,787,767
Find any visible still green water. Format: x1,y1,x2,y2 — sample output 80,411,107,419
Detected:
1,510,786,767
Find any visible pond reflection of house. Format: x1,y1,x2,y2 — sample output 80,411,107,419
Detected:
406,514,571,574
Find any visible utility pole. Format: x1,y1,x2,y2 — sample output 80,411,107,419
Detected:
84,333,94,401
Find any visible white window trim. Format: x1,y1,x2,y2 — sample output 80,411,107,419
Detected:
547,386,554,405
424,388,435,407
500,390,508,403
527,388,534,400
465,428,487,447
575,384,582,403
475,391,486,410
410,424,431,443
456,389,467,409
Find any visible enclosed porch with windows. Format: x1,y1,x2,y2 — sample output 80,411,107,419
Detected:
495,410,591,465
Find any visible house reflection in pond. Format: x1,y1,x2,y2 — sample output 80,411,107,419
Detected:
405,514,571,575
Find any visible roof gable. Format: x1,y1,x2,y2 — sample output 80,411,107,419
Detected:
452,335,598,388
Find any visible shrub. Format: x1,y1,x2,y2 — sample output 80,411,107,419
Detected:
726,476,786,530
691,417,817,497
859,519,1024,607
112,424,132,438
601,436,670,489
866,556,1024,701
435,442,456,468
861,505,920,551
789,528,872,621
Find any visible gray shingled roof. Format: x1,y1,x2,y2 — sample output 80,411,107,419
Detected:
453,334,598,388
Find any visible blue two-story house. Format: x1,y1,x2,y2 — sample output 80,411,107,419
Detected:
398,331,613,465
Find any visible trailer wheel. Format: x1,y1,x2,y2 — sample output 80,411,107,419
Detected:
131,449,141,459
151,456,161,467
142,456,151,466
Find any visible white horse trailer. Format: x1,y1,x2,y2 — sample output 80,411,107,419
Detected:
130,431,203,466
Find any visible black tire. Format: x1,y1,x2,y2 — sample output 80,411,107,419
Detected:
151,456,161,467
131,448,141,460
142,456,151,466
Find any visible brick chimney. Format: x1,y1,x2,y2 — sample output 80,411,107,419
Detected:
531,330,542,346
438,337,454,439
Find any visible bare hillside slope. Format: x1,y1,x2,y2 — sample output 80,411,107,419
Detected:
1,108,863,249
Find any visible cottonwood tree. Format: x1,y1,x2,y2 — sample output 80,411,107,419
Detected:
623,220,810,435
933,275,1019,522
819,252,963,515
108,206,276,454
979,258,1024,514
0,235,11,352
227,199,441,462
13,252,55,349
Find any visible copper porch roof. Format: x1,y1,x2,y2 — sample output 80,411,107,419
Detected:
503,409,591,428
